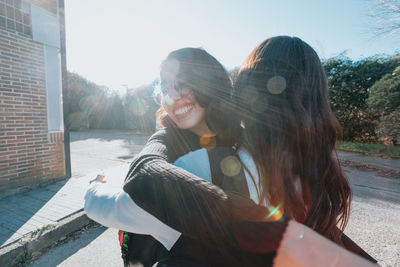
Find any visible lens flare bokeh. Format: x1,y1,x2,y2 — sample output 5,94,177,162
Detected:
267,75,286,94
220,155,242,177
265,203,283,221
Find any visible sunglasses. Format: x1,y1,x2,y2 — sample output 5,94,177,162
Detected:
159,80,192,96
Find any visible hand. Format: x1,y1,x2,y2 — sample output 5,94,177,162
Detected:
89,174,106,184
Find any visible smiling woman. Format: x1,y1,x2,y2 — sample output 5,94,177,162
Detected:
155,48,234,138
159,59,211,136
85,47,238,266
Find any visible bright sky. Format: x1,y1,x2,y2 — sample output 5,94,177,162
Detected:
65,0,399,94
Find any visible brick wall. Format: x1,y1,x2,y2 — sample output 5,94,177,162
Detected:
0,27,65,195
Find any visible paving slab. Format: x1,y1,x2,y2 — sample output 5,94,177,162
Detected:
0,163,130,251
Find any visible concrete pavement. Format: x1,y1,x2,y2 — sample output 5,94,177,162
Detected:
0,163,130,266
69,130,149,177
0,130,148,266
29,226,122,267
0,130,399,266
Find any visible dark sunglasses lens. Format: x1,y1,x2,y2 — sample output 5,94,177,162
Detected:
160,81,168,95
174,81,183,94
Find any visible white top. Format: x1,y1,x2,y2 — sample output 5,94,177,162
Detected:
84,148,260,250
84,181,182,250
238,149,262,204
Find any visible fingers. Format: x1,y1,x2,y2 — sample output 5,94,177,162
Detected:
89,175,106,184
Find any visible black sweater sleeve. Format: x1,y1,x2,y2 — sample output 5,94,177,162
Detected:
123,127,284,251
124,127,230,245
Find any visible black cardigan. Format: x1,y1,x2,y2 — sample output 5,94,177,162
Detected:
122,125,277,266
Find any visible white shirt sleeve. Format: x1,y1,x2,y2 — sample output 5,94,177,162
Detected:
84,181,181,250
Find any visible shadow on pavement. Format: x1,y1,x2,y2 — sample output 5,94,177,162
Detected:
30,226,108,267
0,181,66,248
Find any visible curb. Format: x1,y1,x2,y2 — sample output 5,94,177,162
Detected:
337,148,400,160
0,210,91,266
338,159,400,178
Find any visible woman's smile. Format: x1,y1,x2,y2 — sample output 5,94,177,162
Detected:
160,63,211,136
173,103,194,118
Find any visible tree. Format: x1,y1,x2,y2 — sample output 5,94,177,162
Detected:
367,65,400,115
229,67,240,83
323,55,400,142
375,108,400,145
367,66,400,144
65,72,109,130
96,93,125,129
123,83,159,133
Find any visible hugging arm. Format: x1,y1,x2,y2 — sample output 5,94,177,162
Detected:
84,180,181,250
123,157,377,264
123,128,286,252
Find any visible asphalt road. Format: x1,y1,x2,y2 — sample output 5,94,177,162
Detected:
30,131,400,266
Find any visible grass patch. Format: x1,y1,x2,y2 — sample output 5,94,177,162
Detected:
31,224,55,236
337,141,400,159
11,246,32,267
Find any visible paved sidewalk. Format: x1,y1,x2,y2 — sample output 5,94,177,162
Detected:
0,146,399,265
0,163,130,265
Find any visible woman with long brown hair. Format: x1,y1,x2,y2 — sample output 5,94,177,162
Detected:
231,35,351,242
122,36,377,265
85,47,247,266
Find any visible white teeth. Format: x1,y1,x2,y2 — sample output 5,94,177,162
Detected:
174,105,193,115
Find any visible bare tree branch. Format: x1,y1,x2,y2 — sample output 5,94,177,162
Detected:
369,0,400,37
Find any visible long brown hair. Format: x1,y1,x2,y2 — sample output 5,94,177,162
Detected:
233,36,351,242
156,48,233,139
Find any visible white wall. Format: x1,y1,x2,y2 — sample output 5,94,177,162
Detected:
31,2,63,132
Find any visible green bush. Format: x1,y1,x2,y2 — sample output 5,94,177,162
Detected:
66,112,89,131
367,66,400,145
375,108,400,145
123,84,158,133
324,56,400,142
367,66,400,116
66,72,155,132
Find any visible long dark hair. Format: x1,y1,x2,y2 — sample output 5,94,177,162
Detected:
233,36,351,242
157,47,233,139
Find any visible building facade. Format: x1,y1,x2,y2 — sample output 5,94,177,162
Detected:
0,0,67,196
